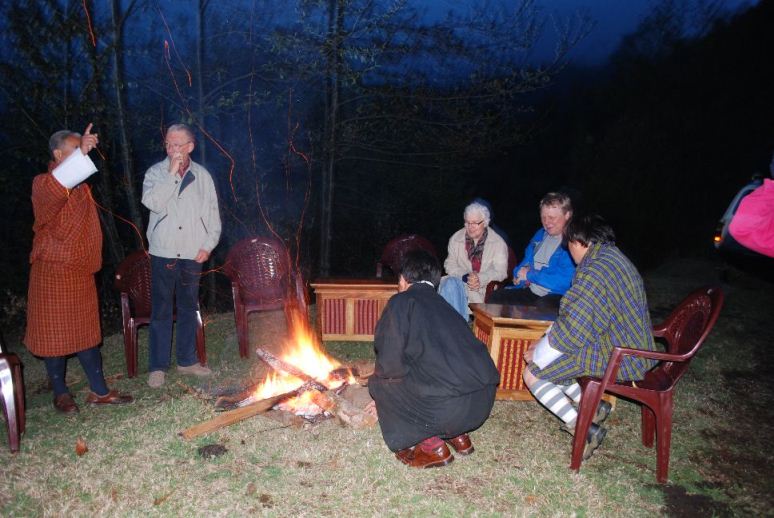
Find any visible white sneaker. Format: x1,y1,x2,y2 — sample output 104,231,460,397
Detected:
148,370,165,388
176,363,212,376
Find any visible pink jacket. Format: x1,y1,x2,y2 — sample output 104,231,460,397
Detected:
729,178,774,258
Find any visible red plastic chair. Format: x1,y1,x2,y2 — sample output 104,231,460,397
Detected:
224,237,309,358
0,335,25,453
485,246,517,301
114,250,206,377
376,234,437,278
569,286,724,483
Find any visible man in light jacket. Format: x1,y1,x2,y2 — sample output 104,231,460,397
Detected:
141,123,221,388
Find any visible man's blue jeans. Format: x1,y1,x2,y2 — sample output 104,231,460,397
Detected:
149,255,202,372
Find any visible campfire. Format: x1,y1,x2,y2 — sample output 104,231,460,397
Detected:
180,315,376,440
247,321,359,419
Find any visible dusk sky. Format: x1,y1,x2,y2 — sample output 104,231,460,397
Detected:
425,0,758,64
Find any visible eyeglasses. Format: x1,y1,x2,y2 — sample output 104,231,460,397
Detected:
464,220,484,227
165,141,191,150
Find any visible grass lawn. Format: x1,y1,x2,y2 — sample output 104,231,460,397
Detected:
1,257,772,516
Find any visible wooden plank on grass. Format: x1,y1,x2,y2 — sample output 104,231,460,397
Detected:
179,391,296,440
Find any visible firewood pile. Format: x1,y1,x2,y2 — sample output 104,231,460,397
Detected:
179,348,377,440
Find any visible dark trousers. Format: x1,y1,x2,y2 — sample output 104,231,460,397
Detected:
149,255,202,372
487,286,562,310
44,346,109,396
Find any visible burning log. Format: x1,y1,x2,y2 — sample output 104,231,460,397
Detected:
255,346,317,383
183,340,370,437
179,390,298,440
213,384,262,411
215,378,328,411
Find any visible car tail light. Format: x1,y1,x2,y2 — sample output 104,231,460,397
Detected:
713,223,724,247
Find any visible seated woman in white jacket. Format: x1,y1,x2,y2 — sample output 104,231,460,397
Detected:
439,201,508,318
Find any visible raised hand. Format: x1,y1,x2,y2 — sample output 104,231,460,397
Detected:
80,123,99,155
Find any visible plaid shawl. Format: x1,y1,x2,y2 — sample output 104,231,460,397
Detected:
533,243,657,383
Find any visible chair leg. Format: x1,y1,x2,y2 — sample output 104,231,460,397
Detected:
240,309,253,359
123,315,134,377
12,362,24,435
641,405,656,448
655,392,674,484
570,381,604,472
235,304,248,359
126,321,138,378
0,360,20,453
232,285,249,359
195,310,207,366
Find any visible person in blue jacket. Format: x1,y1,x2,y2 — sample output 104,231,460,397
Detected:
488,192,575,308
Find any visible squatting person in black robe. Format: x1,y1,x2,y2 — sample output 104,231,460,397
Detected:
368,250,500,468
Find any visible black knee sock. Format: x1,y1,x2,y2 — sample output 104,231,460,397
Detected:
76,346,109,396
43,356,69,396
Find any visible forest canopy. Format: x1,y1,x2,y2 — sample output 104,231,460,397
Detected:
1,0,771,317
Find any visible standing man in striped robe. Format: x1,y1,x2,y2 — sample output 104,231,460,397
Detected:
24,125,132,414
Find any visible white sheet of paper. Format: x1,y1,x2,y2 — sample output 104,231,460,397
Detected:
532,332,563,369
51,149,98,189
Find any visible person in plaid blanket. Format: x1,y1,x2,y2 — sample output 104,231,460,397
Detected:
523,214,657,460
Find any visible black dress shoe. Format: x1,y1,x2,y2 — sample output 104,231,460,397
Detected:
583,423,607,460
447,434,474,455
594,400,612,425
54,393,79,414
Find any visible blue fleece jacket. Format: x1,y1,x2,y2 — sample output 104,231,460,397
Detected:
511,228,575,295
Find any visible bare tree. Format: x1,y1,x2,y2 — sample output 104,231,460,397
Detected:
109,0,145,247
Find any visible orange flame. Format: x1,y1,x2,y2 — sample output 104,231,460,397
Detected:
252,317,356,415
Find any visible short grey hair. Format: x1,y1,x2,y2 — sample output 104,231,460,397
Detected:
464,201,491,226
539,192,572,214
166,123,196,143
48,130,79,157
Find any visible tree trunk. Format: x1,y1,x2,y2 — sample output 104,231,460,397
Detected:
319,0,344,276
95,180,125,268
196,0,217,307
196,0,208,168
110,0,144,248
80,3,124,268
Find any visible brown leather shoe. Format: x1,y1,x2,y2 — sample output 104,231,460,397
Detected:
54,393,79,414
404,444,454,469
85,389,133,406
447,434,474,455
395,446,415,465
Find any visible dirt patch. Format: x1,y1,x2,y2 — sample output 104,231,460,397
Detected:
656,484,733,517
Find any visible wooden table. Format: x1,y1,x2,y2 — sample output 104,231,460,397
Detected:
470,303,557,401
311,278,398,341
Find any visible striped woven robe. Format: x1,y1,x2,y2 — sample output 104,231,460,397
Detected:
24,168,102,357
531,243,657,383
